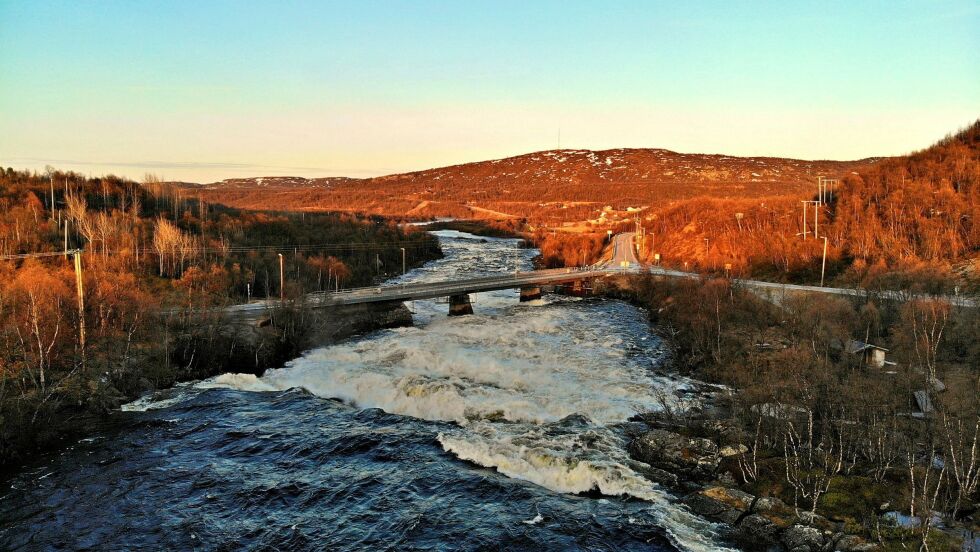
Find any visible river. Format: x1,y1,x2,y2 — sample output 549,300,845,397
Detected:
0,231,731,551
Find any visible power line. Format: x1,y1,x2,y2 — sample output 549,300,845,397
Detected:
0,249,81,261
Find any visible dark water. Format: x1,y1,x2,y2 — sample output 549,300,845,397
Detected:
0,231,728,551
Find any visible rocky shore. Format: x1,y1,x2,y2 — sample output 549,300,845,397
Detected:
624,395,878,551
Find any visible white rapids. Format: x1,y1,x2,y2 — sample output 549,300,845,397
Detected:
124,231,734,551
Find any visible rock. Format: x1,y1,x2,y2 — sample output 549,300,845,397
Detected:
731,514,781,550
682,492,729,518
715,471,738,487
753,496,791,514
628,428,720,481
796,510,830,528
702,486,755,511
781,524,824,551
719,444,749,457
684,487,763,534
633,464,679,488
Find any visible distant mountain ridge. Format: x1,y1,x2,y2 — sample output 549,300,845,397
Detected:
188,147,880,221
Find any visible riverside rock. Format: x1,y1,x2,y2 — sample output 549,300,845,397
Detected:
628,428,720,481
781,524,825,551
731,513,782,550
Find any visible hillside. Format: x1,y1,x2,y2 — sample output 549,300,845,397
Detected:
193,148,878,224
637,121,980,287
192,122,980,289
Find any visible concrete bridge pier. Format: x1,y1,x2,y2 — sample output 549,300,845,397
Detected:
448,294,474,316
565,279,587,297
519,285,542,302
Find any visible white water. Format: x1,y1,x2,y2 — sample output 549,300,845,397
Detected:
124,231,733,551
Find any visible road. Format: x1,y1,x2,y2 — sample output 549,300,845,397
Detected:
606,232,640,267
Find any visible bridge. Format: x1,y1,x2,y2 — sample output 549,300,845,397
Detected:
224,232,975,318
226,266,617,316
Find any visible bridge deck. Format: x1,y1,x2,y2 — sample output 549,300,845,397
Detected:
223,264,976,315
224,267,616,313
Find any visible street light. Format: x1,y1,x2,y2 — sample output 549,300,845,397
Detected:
400,247,406,275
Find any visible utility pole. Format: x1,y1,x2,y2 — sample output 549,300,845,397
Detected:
813,200,819,238
50,177,56,220
820,236,829,287
400,247,406,275
801,200,809,238
278,253,284,301
63,220,69,258
72,250,86,367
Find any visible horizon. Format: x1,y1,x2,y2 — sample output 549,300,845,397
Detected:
1,1,978,182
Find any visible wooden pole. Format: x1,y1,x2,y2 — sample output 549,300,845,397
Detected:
73,250,86,364
278,253,284,301
801,201,808,239
814,201,819,238
820,237,828,287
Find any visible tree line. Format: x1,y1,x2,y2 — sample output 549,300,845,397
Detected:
0,167,441,467
635,120,980,291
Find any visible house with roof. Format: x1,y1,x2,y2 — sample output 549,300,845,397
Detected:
845,340,890,368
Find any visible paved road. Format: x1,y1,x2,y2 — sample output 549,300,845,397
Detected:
642,265,977,307
606,232,639,267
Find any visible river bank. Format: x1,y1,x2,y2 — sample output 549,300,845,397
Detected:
598,273,979,552
0,281,432,477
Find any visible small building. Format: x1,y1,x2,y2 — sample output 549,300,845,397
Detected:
846,340,889,368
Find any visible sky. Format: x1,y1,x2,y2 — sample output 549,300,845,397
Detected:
1,1,977,183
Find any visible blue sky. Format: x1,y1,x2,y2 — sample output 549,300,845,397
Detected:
1,1,977,181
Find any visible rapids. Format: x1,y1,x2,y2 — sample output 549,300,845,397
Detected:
0,231,732,551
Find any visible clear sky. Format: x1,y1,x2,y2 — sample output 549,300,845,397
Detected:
1,1,977,182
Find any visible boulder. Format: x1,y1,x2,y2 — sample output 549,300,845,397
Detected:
684,487,757,529
702,486,755,511
753,496,790,514
719,444,749,457
730,513,781,550
628,428,720,481
781,524,824,551
682,492,730,518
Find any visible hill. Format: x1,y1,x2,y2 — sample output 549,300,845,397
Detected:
192,148,878,224
637,121,980,287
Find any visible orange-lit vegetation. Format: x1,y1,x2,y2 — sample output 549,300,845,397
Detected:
637,121,980,289
195,123,978,290
0,168,440,465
